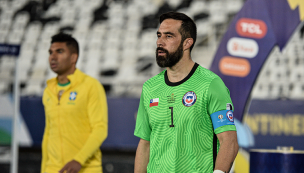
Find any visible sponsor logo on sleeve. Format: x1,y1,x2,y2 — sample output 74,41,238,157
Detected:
226,103,233,110
218,114,223,119
217,114,226,123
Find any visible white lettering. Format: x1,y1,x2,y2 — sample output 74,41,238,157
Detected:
0,46,9,52
240,22,263,34
223,63,247,71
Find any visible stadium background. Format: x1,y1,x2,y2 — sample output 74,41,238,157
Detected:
0,0,303,172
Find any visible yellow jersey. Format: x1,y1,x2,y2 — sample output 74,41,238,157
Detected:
41,69,108,173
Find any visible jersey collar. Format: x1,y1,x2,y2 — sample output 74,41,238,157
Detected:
46,68,86,94
165,63,199,87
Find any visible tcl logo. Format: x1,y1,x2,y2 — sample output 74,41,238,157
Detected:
236,18,267,39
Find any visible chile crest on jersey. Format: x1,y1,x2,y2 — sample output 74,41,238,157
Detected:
182,91,197,107
226,110,234,122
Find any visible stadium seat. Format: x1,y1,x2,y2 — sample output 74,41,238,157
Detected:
126,3,141,17
22,81,43,96
188,1,207,16
196,19,211,38
0,0,9,8
268,83,281,99
269,66,288,83
289,67,304,83
84,49,102,71
45,67,56,81
14,12,30,27
0,21,11,42
32,49,49,72
226,0,244,14
123,31,139,47
0,56,15,71
0,9,14,24
44,3,61,18
0,82,7,95
167,0,183,9
101,47,119,73
19,69,30,84
192,47,214,68
24,21,42,43
289,82,304,99
18,58,32,81
136,0,158,16
0,70,12,83
281,82,291,99
60,9,76,27
11,0,28,10
106,29,122,46
208,1,227,25
251,82,270,99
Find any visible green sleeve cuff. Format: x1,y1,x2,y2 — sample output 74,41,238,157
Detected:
134,132,150,141
214,125,236,134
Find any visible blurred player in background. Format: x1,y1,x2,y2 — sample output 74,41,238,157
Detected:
41,33,108,173
134,12,238,173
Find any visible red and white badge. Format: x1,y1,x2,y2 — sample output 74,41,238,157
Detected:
182,91,197,107
226,110,234,122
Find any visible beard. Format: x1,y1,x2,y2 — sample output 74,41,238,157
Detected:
156,42,184,68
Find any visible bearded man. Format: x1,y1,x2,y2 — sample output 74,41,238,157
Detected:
134,12,239,173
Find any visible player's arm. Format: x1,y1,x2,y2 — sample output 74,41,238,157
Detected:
134,139,150,173
41,92,49,173
41,116,49,173
72,81,108,166
214,131,238,173
134,87,151,173
207,77,239,173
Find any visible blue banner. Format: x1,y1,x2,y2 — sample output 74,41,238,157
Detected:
0,44,20,56
15,98,304,151
209,0,302,121
245,100,304,150
20,97,140,150
250,149,304,173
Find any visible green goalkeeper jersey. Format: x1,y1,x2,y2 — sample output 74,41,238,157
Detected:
134,63,236,173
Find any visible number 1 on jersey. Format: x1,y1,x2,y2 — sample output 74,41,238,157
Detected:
169,107,174,127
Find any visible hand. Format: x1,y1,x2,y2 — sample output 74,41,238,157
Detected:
59,160,82,173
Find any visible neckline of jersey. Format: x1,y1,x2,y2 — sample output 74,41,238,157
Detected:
57,81,71,87
164,63,199,87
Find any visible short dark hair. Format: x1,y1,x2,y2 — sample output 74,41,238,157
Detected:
159,12,197,52
51,32,79,56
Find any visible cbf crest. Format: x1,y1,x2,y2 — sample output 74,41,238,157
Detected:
182,91,197,107
69,92,77,101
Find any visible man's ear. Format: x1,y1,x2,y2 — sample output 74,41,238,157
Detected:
183,38,194,51
71,53,78,64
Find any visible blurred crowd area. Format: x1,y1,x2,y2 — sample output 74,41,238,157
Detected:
0,0,303,99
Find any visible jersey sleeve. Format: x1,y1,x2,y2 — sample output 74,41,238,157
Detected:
41,89,49,173
73,80,108,165
134,89,151,141
207,77,236,134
